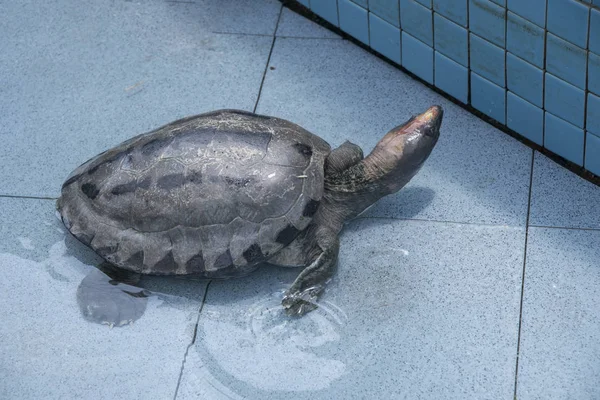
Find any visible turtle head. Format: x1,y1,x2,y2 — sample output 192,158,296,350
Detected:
322,106,442,228
367,105,442,194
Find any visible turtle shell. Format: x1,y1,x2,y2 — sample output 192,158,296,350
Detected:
57,110,330,276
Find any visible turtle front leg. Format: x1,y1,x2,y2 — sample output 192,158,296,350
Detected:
325,140,364,175
282,226,339,316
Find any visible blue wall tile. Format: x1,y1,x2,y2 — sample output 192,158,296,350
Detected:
434,13,468,66
401,0,434,45
544,112,585,165
369,0,400,27
311,0,339,26
433,0,468,27
506,11,545,68
547,0,590,49
588,92,600,135
435,51,469,103
369,13,402,63
590,52,600,95
585,132,600,175
471,72,507,123
545,73,586,128
351,0,368,7
414,0,432,7
470,33,506,87
339,0,370,44
507,0,546,27
469,0,506,47
402,31,434,83
591,8,600,54
297,0,310,7
506,53,544,107
507,92,544,145
546,33,587,90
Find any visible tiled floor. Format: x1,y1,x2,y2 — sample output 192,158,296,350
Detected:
1,1,599,399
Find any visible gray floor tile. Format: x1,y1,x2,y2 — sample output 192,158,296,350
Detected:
276,7,341,38
258,38,532,225
0,1,273,198
177,218,525,399
529,152,600,229
517,227,600,399
0,197,208,399
188,0,282,35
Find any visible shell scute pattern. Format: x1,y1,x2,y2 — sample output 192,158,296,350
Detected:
58,110,330,276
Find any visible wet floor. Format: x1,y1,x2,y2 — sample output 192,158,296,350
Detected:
2,1,600,399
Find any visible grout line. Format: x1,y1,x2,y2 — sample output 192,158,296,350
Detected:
276,34,342,40
212,31,272,37
529,224,600,232
253,5,284,114
0,194,57,201
513,149,535,400
504,5,508,125
173,280,212,400
583,6,592,166
467,0,472,105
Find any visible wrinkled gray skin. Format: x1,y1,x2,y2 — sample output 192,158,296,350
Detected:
58,107,443,319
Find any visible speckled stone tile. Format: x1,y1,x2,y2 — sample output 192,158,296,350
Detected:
0,0,273,198
0,197,208,399
276,7,342,38
176,218,525,399
517,227,600,399
529,152,600,229
258,38,532,226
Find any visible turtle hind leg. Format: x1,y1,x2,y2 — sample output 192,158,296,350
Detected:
76,263,149,328
282,226,339,316
325,141,364,175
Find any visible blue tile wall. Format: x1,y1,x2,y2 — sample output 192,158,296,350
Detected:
507,92,544,145
545,73,586,128
470,33,505,87
414,0,432,8
506,53,544,107
586,133,600,176
350,0,368,7
546,33,587,89
402,31,434,83
369,0,400,27
591,8,600,54
471,72,506,123
506,12,545,68
590,53,600,95
434,13,468,67
339,0,370,45
435,52,469,103
469,0,506,47
400,0,433,46
588,93,600,135
547,0,589,49
369,13,402,63
295,0,600,178
433,0,468,27
507,0,546,28
544,112,584,165
311,0,339,26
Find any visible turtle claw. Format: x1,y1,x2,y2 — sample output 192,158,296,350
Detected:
281,286,322,316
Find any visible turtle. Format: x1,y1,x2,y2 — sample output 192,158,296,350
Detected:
57,106,443,319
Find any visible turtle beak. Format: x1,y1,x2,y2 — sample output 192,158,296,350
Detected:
398,105,443,139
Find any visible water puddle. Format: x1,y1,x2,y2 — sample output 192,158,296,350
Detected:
190,284,348,396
